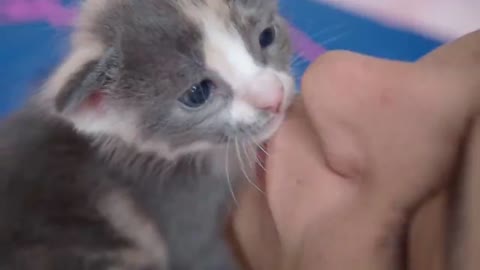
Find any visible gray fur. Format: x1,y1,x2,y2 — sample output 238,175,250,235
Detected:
0,108,240,270
0,0,292,269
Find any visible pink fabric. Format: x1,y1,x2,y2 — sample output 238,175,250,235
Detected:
316,0,480,40
0,0,76,26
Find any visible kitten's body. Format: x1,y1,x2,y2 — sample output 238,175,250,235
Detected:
0,0,294,269
0,106,240,270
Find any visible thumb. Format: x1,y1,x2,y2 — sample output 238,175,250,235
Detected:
301,51,467,212
300,51,410,182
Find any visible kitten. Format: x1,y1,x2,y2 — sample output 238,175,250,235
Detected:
0,0,294,269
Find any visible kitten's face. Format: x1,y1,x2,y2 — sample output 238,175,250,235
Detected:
51,0,294,156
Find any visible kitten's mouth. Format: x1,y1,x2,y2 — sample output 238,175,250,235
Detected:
248,113,285,143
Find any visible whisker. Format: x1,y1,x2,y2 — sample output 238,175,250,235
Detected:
307,23,347,41
291,61,305,70
235,138,264,193
241,142,254,169
319,31,351,46
243,131,269,171
254,152,267,172
290,54,305,66
244,140,267,173
225,138,238,205
255,141,270,157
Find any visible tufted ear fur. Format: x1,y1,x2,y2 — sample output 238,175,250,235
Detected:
40,0,124,111
46,45,140,142
54,48,121,115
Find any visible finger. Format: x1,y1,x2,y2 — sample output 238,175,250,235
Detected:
301,51,411,184
300,51,467,211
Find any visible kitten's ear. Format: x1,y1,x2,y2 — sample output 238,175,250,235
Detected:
54,47,121,115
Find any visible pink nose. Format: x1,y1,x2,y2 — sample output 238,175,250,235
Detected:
245,86,284,113
255,88,284,113
243,73,285,114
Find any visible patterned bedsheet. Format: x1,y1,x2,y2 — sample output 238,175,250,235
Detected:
0,0,476,115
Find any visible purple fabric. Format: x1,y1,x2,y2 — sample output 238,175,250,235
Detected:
0,0,76,26
288,25,326,61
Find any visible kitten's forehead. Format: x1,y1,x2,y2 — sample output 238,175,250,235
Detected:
176,0,276,24
176,0,272,90
178,0,230,14
78,0,276,62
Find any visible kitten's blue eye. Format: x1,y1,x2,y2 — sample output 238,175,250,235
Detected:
179,79,215,108
259,27,276,48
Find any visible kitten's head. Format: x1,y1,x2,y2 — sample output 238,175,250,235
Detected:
46,0,294,158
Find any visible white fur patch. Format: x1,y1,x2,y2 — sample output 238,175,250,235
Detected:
200,10,262,124
203,21,260,87
71,108,217,160
178,2,261,123
98,191,168,268
69,107,140,143
229,99,258,123
138,140,215,161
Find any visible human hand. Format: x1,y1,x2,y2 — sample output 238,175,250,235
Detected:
233,30,480,270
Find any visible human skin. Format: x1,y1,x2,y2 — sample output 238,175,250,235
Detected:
232,30,480,270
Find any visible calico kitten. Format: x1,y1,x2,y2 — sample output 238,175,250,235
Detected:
0,0,294,269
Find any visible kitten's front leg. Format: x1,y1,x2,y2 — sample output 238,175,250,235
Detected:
194,238,241,270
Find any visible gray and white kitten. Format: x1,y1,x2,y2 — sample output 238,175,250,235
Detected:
0,0,294,269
